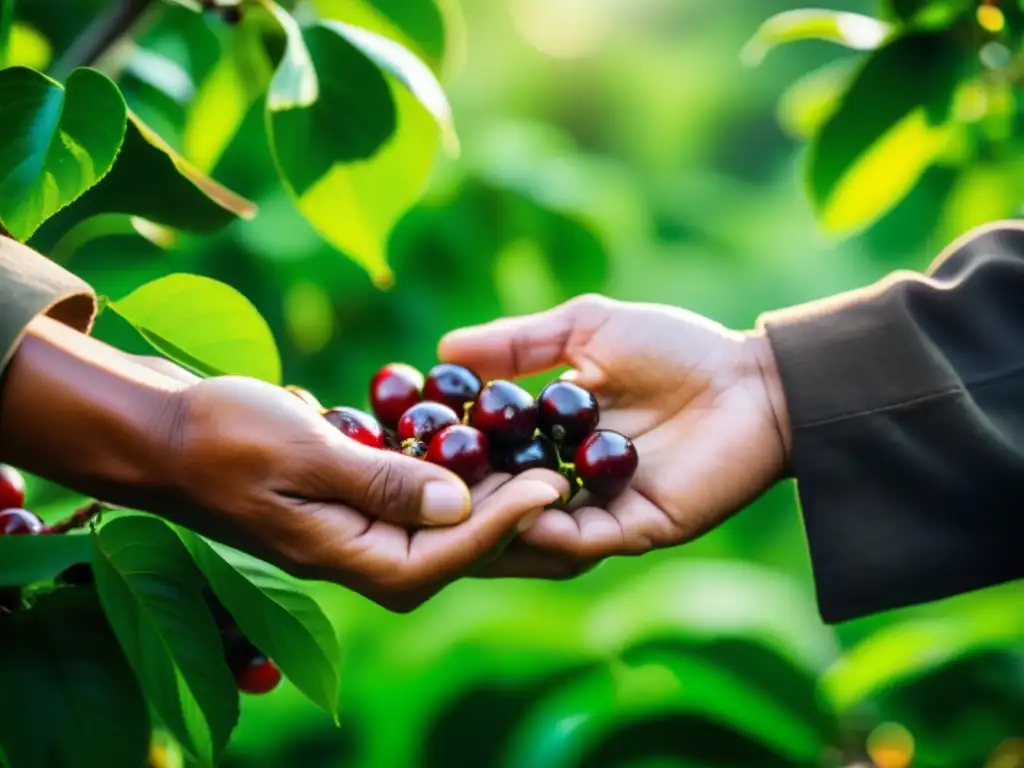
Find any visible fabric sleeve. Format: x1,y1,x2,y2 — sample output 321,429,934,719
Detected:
0,236,96,376
758,220,1024,623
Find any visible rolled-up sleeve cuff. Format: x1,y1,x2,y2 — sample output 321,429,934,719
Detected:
0,237,96,375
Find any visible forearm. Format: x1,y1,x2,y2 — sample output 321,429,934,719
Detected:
760,221,1024,622
0,315,185,509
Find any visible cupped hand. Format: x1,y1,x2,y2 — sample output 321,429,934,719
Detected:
130,360,568,611
438,294,791,579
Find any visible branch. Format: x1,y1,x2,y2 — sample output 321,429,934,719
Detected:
45,501,106,534
50,0,156,81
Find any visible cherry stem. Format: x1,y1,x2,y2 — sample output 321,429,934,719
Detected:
45,501,105,535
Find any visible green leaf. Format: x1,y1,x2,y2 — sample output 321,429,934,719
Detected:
502,657,821,768
54,112,257,236
269,22,445,286
0,533,93,586
110,273,282,383
741,9,891,67
0,66,126,241
0,0,13,65
182,20,273,172
0,589,150,768
776,57,860,140
92,516,239,765
177,531,342,716
807,31,968,237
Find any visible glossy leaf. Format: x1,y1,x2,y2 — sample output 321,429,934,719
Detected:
0,66,126,241
0,0,12,65
178,531,342,716
110,273,282,383
741,9,890,67
0,533,92,586
776,57,860,140
807,32,968,236
0,589,149,768
62,112,257,234
92,516,239,765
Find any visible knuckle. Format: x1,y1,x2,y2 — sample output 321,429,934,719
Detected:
363,458,411,516
567,293,608,315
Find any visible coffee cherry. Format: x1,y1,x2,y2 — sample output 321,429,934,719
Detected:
574,430,638,499
237,656,281,694
538,381,599,447
58,563,95,586
423,364,482,412
397,402,460,446
0,508,43,536
0,465,25,510
427,425,490,485
495,434,560,474
470,380,537,445
222,629,281,694
370,364,424,429
284,385,322,412
324,407,385,449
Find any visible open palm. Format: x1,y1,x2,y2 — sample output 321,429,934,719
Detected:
439,294,788,579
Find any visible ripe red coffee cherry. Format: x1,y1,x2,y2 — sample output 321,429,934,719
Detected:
538,380,599,447
397,402,460,446
423,364,482,412
323,407,386,449
223,630,282,694
370,363,424,428
0,508,43,536
470,380,537,445
495,435,560,475
574,430,638,499
237,657,282,694
427,425,490,485
0,465,25,511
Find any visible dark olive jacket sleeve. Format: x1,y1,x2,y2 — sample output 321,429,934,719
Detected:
0,236,96,374
759,220,1024,623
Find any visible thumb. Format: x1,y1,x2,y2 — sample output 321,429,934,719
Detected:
305,435,472,527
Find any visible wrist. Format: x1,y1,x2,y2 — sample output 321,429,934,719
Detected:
0,316,187,508
743,329,792,475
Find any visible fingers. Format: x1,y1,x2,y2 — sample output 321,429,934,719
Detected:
130,354,203,386
438,294,612,381
294,431,474,528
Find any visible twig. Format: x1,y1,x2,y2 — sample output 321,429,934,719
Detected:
50,0,156,80
45,501,105,534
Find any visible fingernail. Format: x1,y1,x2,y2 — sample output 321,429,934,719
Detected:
516,509,543,532
422,481,471,525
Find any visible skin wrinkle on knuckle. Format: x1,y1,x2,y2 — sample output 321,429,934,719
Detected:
363,458,407,517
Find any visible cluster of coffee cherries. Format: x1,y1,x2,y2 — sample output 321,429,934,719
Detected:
291,363,638,498
0,465,280,696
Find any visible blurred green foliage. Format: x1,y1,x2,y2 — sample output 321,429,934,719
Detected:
3,0,1024,766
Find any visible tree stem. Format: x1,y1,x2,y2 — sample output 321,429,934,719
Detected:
50,0,156,81
45,501,105,534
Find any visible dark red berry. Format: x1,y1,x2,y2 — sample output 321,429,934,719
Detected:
370,363,424,429
0,465,25,510
58,563,95,586
237,656,281,694
470,380,537,445
574,430,638,499
427,425,490,485
397,402,460,445
324,407,385,449
0,508,43,536
402,440,428,458
495,435,560,474
284,385,322,411
538,380,599,447
423,364,482,412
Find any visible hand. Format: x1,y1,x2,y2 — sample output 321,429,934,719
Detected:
438,294,790,579
0,319,565,612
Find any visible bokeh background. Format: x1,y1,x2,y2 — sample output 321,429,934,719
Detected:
14,0,1024,766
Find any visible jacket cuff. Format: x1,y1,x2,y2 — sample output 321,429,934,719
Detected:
0,237,97,375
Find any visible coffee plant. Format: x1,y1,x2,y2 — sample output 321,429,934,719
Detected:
0,0,455,765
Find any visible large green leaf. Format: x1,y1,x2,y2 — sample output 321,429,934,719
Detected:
0,0,13,66
741,9,890,67
776,57,860,140
109,273,282,383
806,31,969,236
501,657,820,768
92,516,239,766
177,531,342,716
0,66,126,241
0,589,150,768
0,533,93,586
56,112,257,235
264,11,448,286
